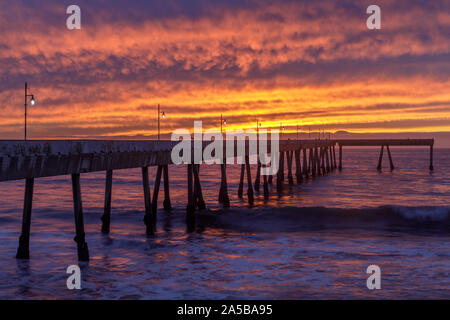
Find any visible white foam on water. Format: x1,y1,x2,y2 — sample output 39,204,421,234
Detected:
393,206,449,222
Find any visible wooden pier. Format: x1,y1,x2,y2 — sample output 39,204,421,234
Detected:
0,138,433,261
336,139,434,171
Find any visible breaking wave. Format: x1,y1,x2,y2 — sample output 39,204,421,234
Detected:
198,205,450,234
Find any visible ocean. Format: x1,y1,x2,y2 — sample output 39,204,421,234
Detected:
0,147,449,299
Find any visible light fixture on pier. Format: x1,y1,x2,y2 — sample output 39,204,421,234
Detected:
24,82,36,141
220,114,227,134
158,104,166,141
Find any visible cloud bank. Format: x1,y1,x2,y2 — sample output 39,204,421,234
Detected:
0,0,449,138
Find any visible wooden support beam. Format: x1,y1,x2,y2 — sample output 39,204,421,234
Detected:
303,148,309,178
429,145,434,171
336,139,434,147
325,147,331,173
162,165,172,211
310,148,315,177
152,165,163,215
280,151,285,182
219,163,230,207
263,172,269,199
312,148,317,176
245,156,254,206
315,147,321,176
339,145,343,171
16,178,34,259
193,165,199,209
295,149,302,184
321,147,326,175
333,145,337,169
328,146,335,171
377,145,384,171
101,170,113,234
277,151,284,192
142,167,154,236
386,145,395,171
287,151,294,185
71,173,89,261
315,147,319,176
238,163,245,198
193,164,206,211
254,160,261,192
186,164,195,228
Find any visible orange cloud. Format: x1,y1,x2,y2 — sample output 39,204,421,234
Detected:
0,0,449,139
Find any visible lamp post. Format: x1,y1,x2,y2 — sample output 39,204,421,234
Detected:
158,104,165,141
256,120,261,134
220,114,227,135
24,82,36,141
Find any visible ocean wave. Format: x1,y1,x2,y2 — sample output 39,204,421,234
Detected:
197,205,450,234
391,205,449,222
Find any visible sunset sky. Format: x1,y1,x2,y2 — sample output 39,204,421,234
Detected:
0,0,449,139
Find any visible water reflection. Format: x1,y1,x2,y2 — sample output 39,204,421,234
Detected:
0,149,448,299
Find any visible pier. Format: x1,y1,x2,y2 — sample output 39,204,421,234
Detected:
0,138,433,261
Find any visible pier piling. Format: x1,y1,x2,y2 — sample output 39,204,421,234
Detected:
315,147,320,176
142,167,154,236
71,173,89,261
101,170,113,234
321,148,326,175
276,151,284,192
325,147,331,173
377,145,385,171
386,146,395,171
429,145,434,171
263,172,269,198
287,151,294,185
16,178,34,259
193,164,206,211
163,165,172,211
295,149,302,184
303,148,309,178
219,163,230,207
245,156,254,206
152,166,163,215
186,164,195,228
254,160,261,192
328,146,335,171
333,146,337,169
238,163,245,198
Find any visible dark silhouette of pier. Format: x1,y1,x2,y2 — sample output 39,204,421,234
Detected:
0,138,434,261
